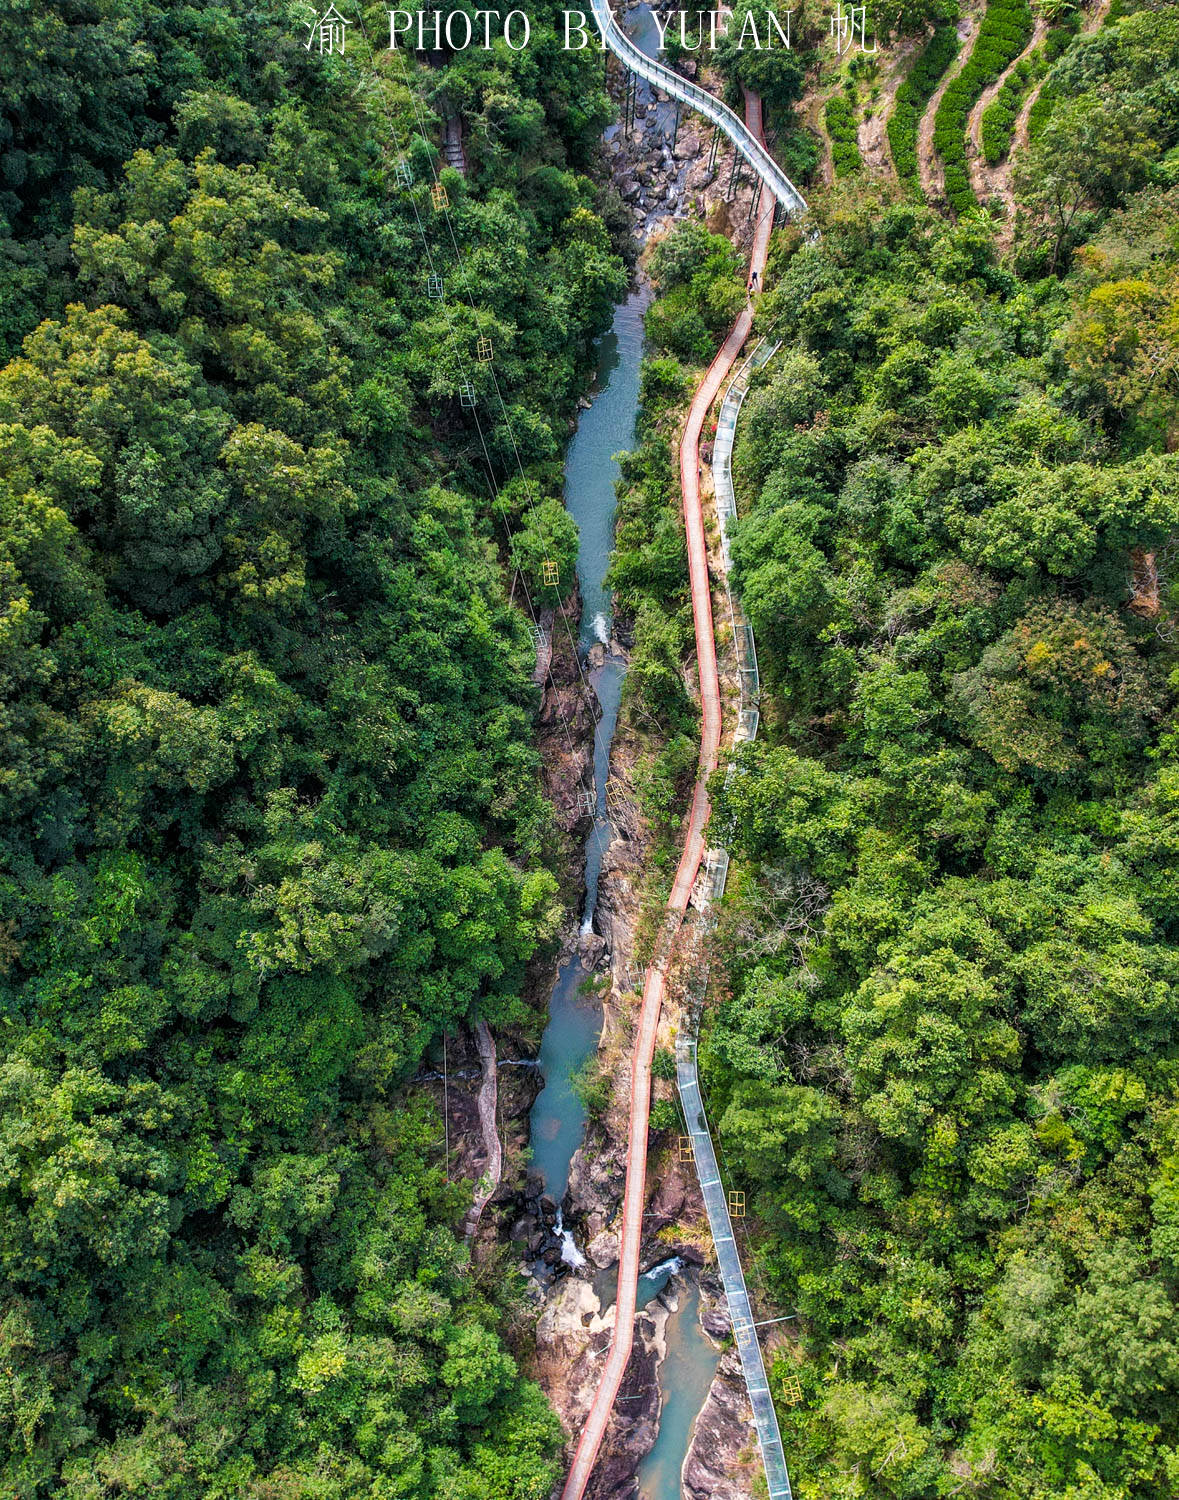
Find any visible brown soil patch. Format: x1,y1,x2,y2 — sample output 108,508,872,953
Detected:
994,0,1114,248
966,15,1048,212
917,0,985,204
859,32,926,180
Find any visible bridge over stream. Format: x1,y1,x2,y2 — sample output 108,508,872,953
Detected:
587,0,809,216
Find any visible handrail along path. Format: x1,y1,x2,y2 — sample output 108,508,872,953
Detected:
586,0,808,216
559,15,807,1499
676,333,794,1500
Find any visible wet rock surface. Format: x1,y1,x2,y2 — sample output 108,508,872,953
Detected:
585,1301,668,1500
535,588,600,852
588,1230,621,1269
601,4,768,257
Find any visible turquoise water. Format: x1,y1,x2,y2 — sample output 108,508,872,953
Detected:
637,1283,722,1500
527,284,648,1206
531,84,724,1492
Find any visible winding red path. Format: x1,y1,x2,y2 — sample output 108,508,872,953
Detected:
559,96,775,1500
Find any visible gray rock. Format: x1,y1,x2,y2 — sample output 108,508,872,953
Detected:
701,1303,731,1339
579,930,607,969
587,1230,620,1269
682,1348,759,1500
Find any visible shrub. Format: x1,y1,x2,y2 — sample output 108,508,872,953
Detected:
980,17,1081,165
825,94,863,177
933,0,1034,214
572,1055,611,1120
650,220,741,290
888,26,960,187
779,124,822,185
652,1046,677,1081
646,292,717,362
980,52,1037,163
651,1098,681,1132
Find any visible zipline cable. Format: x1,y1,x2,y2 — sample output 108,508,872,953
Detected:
347,11,604,823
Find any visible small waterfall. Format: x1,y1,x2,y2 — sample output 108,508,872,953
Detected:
592,611,610,645
555,1209,588,1270
641,1256,684,1282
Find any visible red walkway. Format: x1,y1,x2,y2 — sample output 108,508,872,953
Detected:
559,96,775,1500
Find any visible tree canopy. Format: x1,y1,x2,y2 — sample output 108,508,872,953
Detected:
0,1,627,1493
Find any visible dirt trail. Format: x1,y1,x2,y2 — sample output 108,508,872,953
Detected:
917,0,984,204
995,0,1114,227
858,32,925,180
558,90,775,1500
966,16,1048,209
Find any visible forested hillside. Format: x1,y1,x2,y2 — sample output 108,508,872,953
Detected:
0,2,626,1494
698,4,1179,1493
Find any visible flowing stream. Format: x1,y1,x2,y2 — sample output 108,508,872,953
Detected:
526,282,646,1216
529,13,723,1490
529,45,724,1483
637,1284,720,1500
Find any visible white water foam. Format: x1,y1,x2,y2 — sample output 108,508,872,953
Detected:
641,1256,684,1281
592,611,610,645
555,1209,588,1270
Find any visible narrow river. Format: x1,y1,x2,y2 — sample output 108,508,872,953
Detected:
528,35,724,1485
527,281,646,1216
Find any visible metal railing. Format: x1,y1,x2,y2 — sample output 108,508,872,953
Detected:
588,0,809,217
584,14,799,1480
713,338,778,713
676,1032,794,1500
675,336,794,1500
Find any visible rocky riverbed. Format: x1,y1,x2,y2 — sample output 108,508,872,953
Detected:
454,29,772,1493
603,4,770,257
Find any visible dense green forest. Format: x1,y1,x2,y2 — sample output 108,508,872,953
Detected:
681,5,1179,1495
6,0,1179,1495
0,1,628,1494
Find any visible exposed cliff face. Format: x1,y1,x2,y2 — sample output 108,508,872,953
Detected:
533,1275,670,1500
591,717,645,992
535,587,600,914
535,1276,615,1434
585,1300,667,1500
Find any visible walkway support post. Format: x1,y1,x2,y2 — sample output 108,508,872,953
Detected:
586,0,810,215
